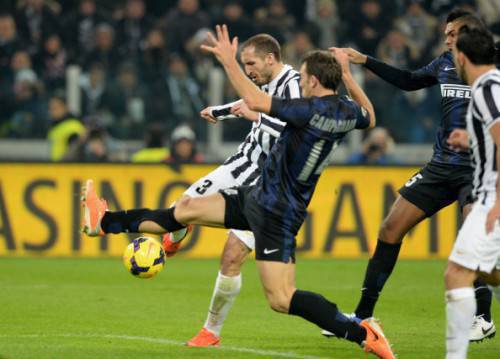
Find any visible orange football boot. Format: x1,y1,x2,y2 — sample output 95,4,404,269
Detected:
361,318,395,359
186,328,220,347
81,179,107,236
162,225,192,257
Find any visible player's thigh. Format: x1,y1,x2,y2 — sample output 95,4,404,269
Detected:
175,193,226,227
184,165,239,198
220,231,252,276
379,195,426,243
256,260,296,313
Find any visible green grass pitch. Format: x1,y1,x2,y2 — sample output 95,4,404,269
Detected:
1,258,499,358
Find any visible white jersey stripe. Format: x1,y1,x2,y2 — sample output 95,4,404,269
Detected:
222,64,301,186
467,69,500,201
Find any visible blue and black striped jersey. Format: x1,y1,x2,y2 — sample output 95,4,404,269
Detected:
365,51,471,166
250,95,370,225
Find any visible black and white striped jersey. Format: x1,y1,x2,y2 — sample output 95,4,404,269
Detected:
467,68,500,203
213,64,301,186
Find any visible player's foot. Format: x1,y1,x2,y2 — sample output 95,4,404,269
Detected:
186,328,220,347
470,315,496,342
361,318,395,359
162,225,192,257
81,179,107,236
322,313,362,338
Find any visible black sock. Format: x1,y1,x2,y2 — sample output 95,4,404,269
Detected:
474,278,492,322
289,289,366,345
355,240,402,319
101,207,185,234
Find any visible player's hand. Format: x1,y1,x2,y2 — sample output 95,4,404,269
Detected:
200,24,238,67
200,107,217,124
340,48,367,64
231,101,259,121
447,129,470,151
329,47,351,74
486,202,500,234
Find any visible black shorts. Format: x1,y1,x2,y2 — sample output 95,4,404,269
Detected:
398,161,473,217
219,186,297,263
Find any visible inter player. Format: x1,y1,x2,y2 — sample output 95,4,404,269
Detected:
445,26,500,358
334,9,496,341
82,25,396,358
162,34,301,347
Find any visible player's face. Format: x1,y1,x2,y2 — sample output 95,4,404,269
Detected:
240,46,273,86
444,21,461,51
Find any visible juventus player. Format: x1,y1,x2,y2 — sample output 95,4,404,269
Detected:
445,26,500,359
162,33,301,347
333,10,496,342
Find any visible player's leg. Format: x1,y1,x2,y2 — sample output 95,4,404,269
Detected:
187,231,252,347
354,194,426,319
246,195,394,358
83,180,228,236
444,261,477,358
256,259,394,358
162,195,191,256
481,269,500,303
164,165,238,255
458,186,496,342
445,202,499,357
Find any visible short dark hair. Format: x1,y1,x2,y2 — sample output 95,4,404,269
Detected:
455,14,486,30
301,50,341,91
241,34,281,62
446,8,473,23
456,26,496,65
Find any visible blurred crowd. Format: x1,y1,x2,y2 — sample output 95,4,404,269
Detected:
0,0,499,162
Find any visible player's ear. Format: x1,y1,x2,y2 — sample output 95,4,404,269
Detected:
310,75,319,89
457,51,466,67
266,53,274,65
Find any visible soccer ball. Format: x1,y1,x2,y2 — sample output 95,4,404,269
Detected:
123,236,165,278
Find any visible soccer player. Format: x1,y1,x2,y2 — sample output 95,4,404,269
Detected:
445,25,500,359
334,9,496,341
162,33,301,347
82,25,396,358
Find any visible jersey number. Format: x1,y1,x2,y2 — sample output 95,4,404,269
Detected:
298,140,338,182
405,173,423,187
195,179,213,195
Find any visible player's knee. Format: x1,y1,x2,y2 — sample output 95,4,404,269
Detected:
378,217,402,244
267,295,289,313
174,196,197,222
265,289,294,313
445,261,475,288
220,236,249,276
220,252,244,276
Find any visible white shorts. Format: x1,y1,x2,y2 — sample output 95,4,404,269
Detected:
449,202,500,273
183,165,255,250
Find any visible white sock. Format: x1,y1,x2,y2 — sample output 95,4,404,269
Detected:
171,227,188,242
446,287,476,359
488,284,500,302
203,271,242,337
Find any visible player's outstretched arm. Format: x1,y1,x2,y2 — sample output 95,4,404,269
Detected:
200,100,243,123
201,25,272,115
340,47,437,91
331,48,376,128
